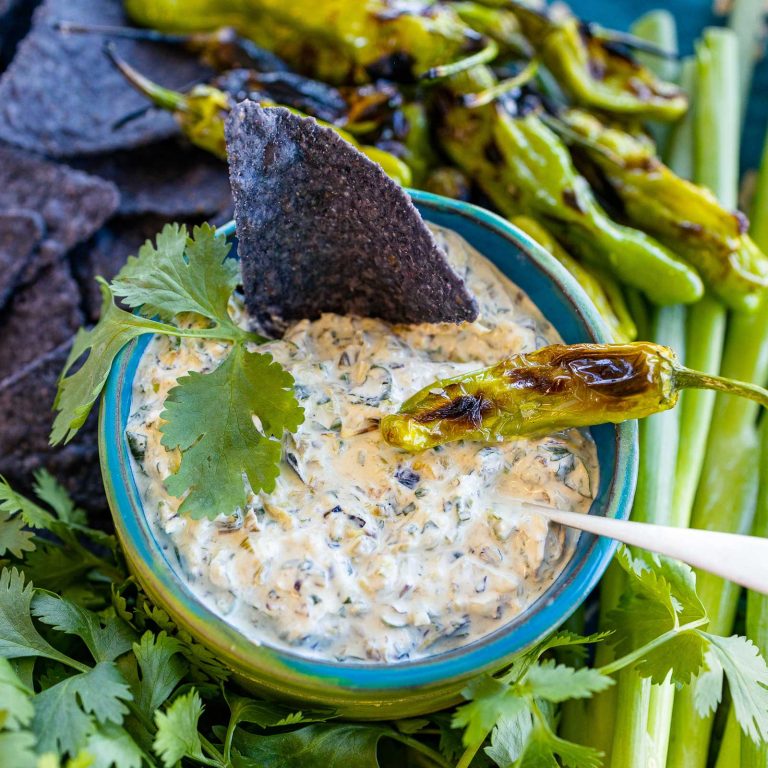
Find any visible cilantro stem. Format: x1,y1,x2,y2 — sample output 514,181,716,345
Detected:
222,710,237,764
394,733,451,767
199,734,227,767
47,653,91,675
455,737,484,768
597,618,708,677
155,323,265,345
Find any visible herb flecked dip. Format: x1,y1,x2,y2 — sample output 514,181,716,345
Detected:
127,226,599,663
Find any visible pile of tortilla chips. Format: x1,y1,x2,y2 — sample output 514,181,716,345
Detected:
0,0,235,508
0,0,478,512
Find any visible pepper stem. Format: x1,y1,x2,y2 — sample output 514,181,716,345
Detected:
422,39,499,80
57,21,189,45
104,43,187,112
586,23,680,60
462,59,539,108
674,365,768,409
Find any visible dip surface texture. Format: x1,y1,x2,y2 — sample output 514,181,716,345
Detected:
127,226,599,663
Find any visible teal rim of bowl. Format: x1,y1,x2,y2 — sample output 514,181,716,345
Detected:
100,189,638,691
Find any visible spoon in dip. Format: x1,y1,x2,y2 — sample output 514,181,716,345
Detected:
516,499,768,594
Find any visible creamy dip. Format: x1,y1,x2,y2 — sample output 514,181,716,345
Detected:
127,226,598,663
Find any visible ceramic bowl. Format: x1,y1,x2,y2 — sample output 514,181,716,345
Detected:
99,190,637,718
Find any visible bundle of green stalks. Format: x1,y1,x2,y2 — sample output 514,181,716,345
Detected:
570,3,768,767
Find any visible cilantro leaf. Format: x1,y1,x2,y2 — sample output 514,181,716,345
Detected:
608,547,708,683
499,631,612,687
133,598,230,682
130,631,187,720
22,543,97,593
702,633,768,742
0,732,37,768
484,710,533,766
112,223,239,330
615,547,706,623
160,345,304,518
0,568,75,667
226,694,334,730
32,470,87,527
152,689,206,767
521,723,603,768
0,512,34,558
84,723,145,768
32,662,133,755
0,657,33,731
229,723,407,768
51,280,180,446
0,476,56,531
453,676,528,748
523,661,613,703
692,648,724,719
430,712,464,762
530,631,613,666
31,593,135,663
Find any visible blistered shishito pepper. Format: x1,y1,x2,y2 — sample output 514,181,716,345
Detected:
57,21,290,72
109,50,412,185
511,215,637,343
123,0,498,84
512,4,687,121
424,166,471,201
381,342,768,452
451,2,531,59
216,69,400,130
558,108,768,312
437,67,703,305
374,101,439,186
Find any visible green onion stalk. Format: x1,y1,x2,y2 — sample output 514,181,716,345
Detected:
728,0,766,122
741,416,768,767
672,28,735,531
630,10,679,155
577,14,685,762
632,30,734,767
716,711,742,768
608,306,685,768
604,15,686,768
667,22,768,768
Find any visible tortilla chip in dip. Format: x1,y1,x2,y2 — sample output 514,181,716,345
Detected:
225,101,479,329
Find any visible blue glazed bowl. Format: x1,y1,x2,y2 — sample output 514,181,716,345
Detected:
99,190,638,718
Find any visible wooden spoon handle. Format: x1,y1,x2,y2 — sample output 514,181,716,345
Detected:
521,502,768,594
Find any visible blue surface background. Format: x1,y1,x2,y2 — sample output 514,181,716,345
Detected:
569,0,767,176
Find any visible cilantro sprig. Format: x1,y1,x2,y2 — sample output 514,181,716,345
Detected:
50,223,304,519
2,477,768,766
446,547,768,768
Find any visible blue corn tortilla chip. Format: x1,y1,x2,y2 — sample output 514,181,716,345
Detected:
0,0,211,157
72,141,232,219
0,0,38,70
0,260,83,379
0,209,43,309
225,101,478,328
0,146,119,282
0,338,103,514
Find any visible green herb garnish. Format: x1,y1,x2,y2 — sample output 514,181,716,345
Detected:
160,345,303,519
50,223,304,519
2,476,768,766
